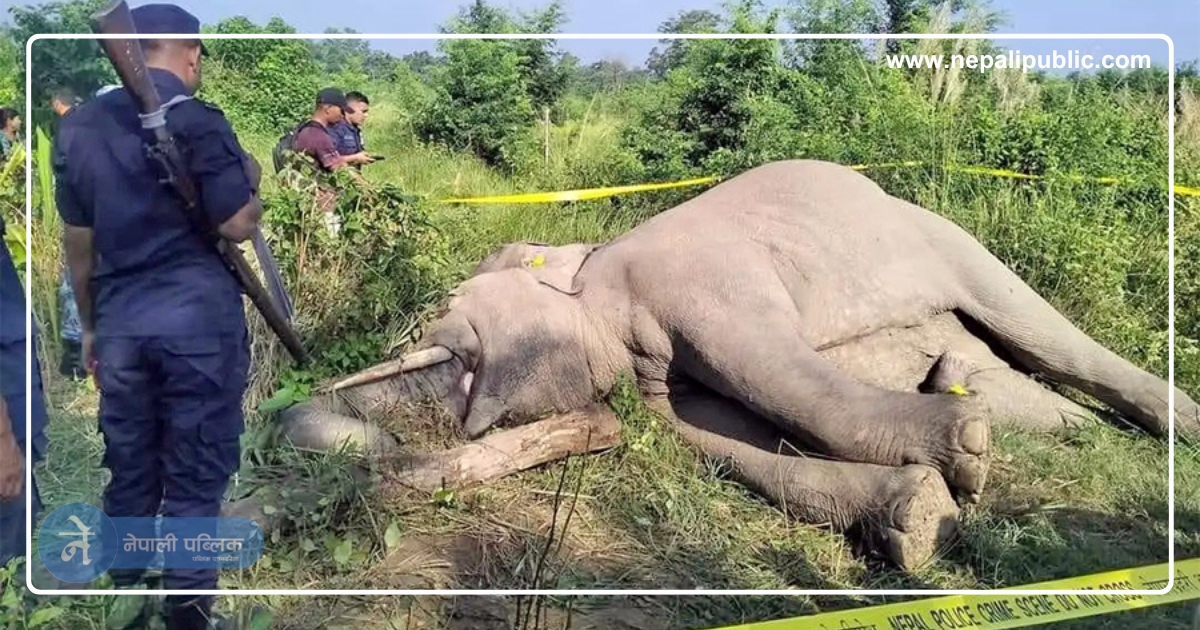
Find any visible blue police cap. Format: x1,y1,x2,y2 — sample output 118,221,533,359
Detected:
130,4,209,56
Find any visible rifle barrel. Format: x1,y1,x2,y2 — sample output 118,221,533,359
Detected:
219,241,308,362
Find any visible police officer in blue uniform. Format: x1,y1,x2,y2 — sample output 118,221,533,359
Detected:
51,88,88,380
54,4,263,628
0,213,50,574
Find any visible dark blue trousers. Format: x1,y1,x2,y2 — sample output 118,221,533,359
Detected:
0,392,44,570
0,330,48,569
94,330,249,602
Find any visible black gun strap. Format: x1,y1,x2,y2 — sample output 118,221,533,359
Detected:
141,97,247,288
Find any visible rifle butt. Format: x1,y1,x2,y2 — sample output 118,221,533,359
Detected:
90,0,164,115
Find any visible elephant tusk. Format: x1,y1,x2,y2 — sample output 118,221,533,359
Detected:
321,346,455,393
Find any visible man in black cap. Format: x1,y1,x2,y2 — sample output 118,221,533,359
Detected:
55,3,261,628
288,87,372,233
291,88,351,173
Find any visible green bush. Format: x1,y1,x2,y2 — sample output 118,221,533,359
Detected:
201,17,323,136
7,0,115,127
259,171,452,380
416,37,538,172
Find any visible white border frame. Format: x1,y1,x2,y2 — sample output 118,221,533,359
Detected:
23,30,1176,600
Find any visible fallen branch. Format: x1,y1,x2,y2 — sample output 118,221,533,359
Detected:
389,404,622,493
223,404,623,537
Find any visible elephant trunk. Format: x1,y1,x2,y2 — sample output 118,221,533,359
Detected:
277,346,472,459
276,398,400,460
463,394,506,439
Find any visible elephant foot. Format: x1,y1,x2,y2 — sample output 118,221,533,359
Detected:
1148,387,1200,443
867,465,961,571
903,351,992,504
945,407,991,504
1177,393,1200,443
897,400,990,505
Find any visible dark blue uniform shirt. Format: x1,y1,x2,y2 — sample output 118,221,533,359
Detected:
54,68,253,338
0,214,45,459
328,120,363,156
0,214,24,351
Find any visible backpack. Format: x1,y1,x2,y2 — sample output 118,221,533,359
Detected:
272,119,323,174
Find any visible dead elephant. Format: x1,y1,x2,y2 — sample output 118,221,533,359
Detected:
275,159,1198,572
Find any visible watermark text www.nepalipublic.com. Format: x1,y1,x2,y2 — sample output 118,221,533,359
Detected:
886,50,1153,73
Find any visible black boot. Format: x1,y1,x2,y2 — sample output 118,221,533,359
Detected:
166,595,216,630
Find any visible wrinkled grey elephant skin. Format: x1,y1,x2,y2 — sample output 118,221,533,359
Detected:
291,159,1197,572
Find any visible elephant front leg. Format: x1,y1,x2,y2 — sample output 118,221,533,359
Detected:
672,304,990,503
646,387,960,571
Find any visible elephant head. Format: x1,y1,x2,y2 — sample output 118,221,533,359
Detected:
326,242,616,438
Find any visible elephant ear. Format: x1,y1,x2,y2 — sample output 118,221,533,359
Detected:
472,241,551,278
519,243,599,295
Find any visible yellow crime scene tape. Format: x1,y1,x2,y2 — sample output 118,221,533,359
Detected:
437,175,721,204
706,557,1200,630
436,162,1200,204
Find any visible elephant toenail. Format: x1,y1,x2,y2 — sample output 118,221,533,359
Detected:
959,419,989,455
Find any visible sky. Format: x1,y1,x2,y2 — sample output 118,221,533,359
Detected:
5,0,1199,70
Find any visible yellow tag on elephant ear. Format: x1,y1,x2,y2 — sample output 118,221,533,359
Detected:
529,254,546,268
947,384,970,396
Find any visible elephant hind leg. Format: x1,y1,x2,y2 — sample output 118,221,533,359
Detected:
920,350,1100,433
815,310,1098,433
946,233,1200,440
647,384,960,571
